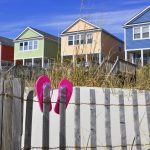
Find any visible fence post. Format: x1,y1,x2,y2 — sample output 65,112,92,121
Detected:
2,80,13,150
90,89,97,150
12,78,24,150
75,87,81,150
59,87,66,150
0,79,4,149
42,84,50,150
24,90,34,150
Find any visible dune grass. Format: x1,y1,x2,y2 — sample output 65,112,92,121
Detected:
20,62,143,90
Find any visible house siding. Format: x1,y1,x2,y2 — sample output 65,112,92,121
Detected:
126,26,150,50
14,38,44,60
101,31,124,61
44,38,60,61
1,45,14,61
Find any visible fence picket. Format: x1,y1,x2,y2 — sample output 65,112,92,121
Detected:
12,78,24,150
59,87,66,150
2,80,13,150
90,89,97,150
24,90,34,150
105,88,112,150
119,90,127,150
42,84,50,150
132,90,141,150
75,88,81,150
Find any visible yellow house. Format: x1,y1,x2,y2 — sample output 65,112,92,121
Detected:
61,18,124,65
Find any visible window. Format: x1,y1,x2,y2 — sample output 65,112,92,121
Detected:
33,40,38,49
74,34,80,45
24,42,28,50
134,27,141,39
80,34,86,44
68,36,73,45
29,41,33,50
19,40,38,51
87,33,93,44
20,42,23,51
142,26,149,38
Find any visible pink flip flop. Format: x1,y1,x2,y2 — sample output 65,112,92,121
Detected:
54,79,73,114
35,75,52,112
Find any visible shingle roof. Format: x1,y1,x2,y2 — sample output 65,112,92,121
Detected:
0,36,13,47
30,27,59,41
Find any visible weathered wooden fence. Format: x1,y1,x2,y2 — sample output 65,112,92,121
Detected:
1,79,150,150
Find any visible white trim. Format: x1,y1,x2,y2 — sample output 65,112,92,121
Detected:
15,27,44,40
141,49,144,66
85,54,88,63
124,28,127,52
125,51,127,61
125,47,150,51
14,60,16,66
124,6,150,26
15,37,43,42
32,58,34,66
61,28,101,36
23,59,25,66
124,21,150,27
61,18,100,35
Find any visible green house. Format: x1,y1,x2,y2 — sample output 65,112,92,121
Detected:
14,27,60,67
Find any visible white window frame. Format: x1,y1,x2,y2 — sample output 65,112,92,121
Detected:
142,26,150,39
74,34,80,45
19,40,38,51
133,25,150,40
80,33,86,44
68,35,74,46
19,42,24,51
87,33,93,44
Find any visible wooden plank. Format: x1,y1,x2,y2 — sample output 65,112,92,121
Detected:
132,90,141,150
11,78,24,150
42,84,50,150
24,90,34,150
0,79,4,149
119,90,127,150
59,87,66,150
75,88,81,150
105,88,112,150
2,80,13,150
90,89,97,150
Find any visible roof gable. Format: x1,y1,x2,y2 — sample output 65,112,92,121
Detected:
15,27,59,41
15,27,43,40
61,18,100,34
125,6,150,26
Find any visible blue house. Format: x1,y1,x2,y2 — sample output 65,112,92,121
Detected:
124,6,150,66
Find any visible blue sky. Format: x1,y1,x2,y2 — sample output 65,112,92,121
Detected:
0,0,150,40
